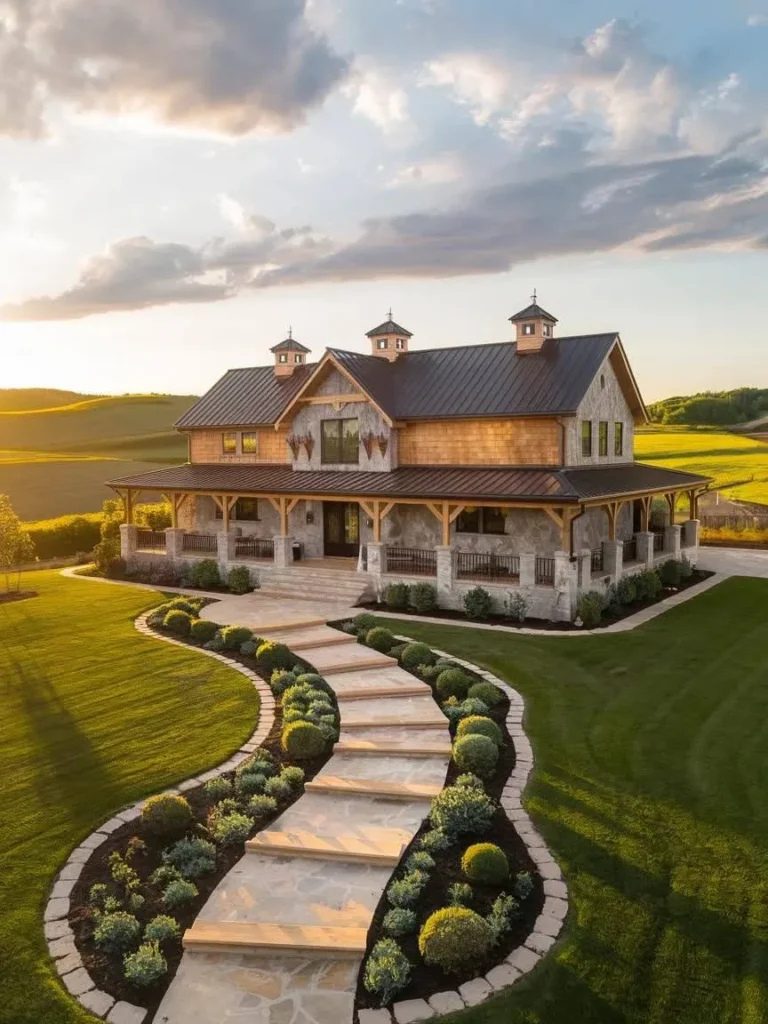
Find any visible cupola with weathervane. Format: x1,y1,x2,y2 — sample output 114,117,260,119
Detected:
366,310,413,361
270,329,310,377
509,290,558,354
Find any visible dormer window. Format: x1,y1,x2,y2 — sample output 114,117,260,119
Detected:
522,323,535,336
377,339,388,350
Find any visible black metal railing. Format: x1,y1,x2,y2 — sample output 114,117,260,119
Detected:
653,531,664,553
136,529,166,552
182,533,218,554
454,551,520,584
535,556,555,585
623,537,638,563
591,549,604,573
235,537,274,560
385,547,437,577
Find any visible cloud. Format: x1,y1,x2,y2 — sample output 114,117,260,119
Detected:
0,0,348,137
346,67,410,133
747,14,768,26
388,153,464,186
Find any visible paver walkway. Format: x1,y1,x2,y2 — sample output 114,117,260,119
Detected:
156,612,451,1024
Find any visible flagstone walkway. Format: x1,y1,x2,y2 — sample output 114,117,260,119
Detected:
156,614,451,1024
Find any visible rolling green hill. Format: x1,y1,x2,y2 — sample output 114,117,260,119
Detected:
648,387,768,426
0,388,97,412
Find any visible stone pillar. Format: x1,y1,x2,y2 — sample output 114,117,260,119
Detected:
682,520,699,551
435,546,453,603
367,542,384,578
216,531,232,567
273,536,294,569
164,528,185,560
664,524,682,558
636,531,654,568
119,524,137,560
602,539,623,582
576,549,592,591
553,550,577,620
519,552,536,589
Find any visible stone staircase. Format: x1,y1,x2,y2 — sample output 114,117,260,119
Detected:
256,565,372,606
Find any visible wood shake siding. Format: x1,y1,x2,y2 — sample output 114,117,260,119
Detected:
397,418,561,467
187,429,289,464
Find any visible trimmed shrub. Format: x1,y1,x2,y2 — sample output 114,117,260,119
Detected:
389,642,407,661
128,893,145,914
295,672,330,692
353,613,377,633
281,720,326,759
283,708,306,724
227,565,253,595
447,882,473,907
576,591,604,629
660,558,684,587
400,642,434,672
680,554,694,580
418,828,453,853
192,559,221,590
455,772,485,790
409,582,438,614
429,783,495,837
635,568,663,601
204,777,233,801
235,772,267,796
163,609,192,636
123,941,167,986
245,750,277,775
257,641,293,674
467,681,503,707
26,513,101,560
405,850,435,873
514,871,534,901
387,871,428,908
365,627,396,653
384,582,410,611
505,591,529,623
462,586,494,620
419,664,441,682
280,766,305,789
94,912,141,953
383,908,418,937
167,598,201,615
149,864,182,888
341,620,358,635
615,574,638,605
436,668,472,701
457,716,503,747
460,697,490,717
219,625,253,651
363,938,412,1006
141,794,193,840
246,794,278,820
264,776,292,801
452,734,499,777
270,670,296,695
462,843,509,884
418,907,494,973
144,915,180,944
209,811,252,845
162,837,216,879
190,618,219,644
487,893,518,944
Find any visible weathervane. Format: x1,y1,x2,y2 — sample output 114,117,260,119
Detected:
287,325,293,339
531,288,537,305
387,307,393,320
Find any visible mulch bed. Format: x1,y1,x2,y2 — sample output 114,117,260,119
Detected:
355,659,543,1011
68,622,333,1021
358,569,715,630
0,590,38,605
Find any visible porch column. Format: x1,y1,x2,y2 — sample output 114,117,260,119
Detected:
435,546,453,602
636,531,654,568
216,530,235,566
274,536,294,568
602,539,623,582
119,524,137,560
367,542,385,577
165,528,185,560
576,549,592,591
519,553,536,589
553,550,577,621
682,519,700,551
664,524,682,558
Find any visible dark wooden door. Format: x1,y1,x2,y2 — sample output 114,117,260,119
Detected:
323,502,360,557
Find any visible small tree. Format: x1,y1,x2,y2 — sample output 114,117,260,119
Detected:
0,494,35,591
93,498,123,571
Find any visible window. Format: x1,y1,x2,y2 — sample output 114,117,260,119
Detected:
600,374,605,389
222,432,237,454
581,421,592,457
396,338,405,350
215,498,260,521
278,353,288,364
377,339,388,350
522,323,535,336
295,354,303,364
242,432,258,455
321,418,359,464
456,507,506,535
615,422,624,457
543,324,552,337
599,421,608,457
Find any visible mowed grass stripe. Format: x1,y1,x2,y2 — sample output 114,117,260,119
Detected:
374,578,768,1024
0,571,259,1024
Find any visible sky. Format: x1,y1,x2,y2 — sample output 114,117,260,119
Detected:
0,0,767,403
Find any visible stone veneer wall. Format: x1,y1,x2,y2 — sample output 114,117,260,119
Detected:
573,504,633,550
383,506,562,556
564,354,635,467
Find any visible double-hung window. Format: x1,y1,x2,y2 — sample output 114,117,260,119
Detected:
599,421,609,457
321,418,359,464
456,507,506,535
614,422,624,457
241,432,258,455
222,432,237,454
581,421,593,458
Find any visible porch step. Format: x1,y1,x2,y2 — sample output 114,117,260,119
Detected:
341,718,446,731
310,647,397,674
305,776,443,801
246,828,407,866
182,921,367,959
257,568,370,606
334,738,452,757
336,684,432,702
258,625,356,651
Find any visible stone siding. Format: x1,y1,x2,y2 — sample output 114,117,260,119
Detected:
573,504,633,550
564,355,634,466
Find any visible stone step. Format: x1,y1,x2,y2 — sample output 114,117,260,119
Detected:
334,738,452,757
310,651,396,675
252,616,327,634
183,921,368,959
335,684,432,702
258,626,356,651
246,829,408,866
341,718,446,731
305,775,443,801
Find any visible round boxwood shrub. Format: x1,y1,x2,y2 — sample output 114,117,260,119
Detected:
144,915,180,944
352,612,377,632
280,765,305,789
409,581,438,614
436,668,472,701
384,582,410,610
418,907,494,973
94,912,141,953
461,842,509,884
270,670,296,695
400,642,435,672
462,586,494,620
429,782,495,837
162,879,198,909
452,734,499,777
264,776,292,801
247,794,278,820
190,618,219,644
163,609,192,636
227,565,253,595
219,625,253,651
467,681,503,707
192,558,221,590
141,794,193,840
257,641,293,674
460,697,490,717
366,627,396,653
167,598,199,615
281,720,326,759
456,715,503,747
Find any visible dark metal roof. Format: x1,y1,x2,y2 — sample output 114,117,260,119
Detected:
509,303,558,324
366,318,413,338
270,337,311,354
109,461,709,503
175,364,315,428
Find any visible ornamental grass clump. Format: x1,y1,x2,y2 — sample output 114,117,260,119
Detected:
123,940,167,986
418,907,494,973
452,733,499,777
141,794,194,841
461,843,510,884
363,938,412,1005
456,715,504,747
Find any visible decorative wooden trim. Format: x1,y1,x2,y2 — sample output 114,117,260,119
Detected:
301,434,314,460
286,435,302,459
361,432,375,459
274,351,395,429
297,395,368,407
377,434,389,457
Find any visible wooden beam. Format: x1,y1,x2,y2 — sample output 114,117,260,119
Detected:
639,495,651,532
425,502,443,523
448,504,466,524
358,500,376,521
286,497,301,515
279,497,288,536
297,394,368,406
441,503,450,547
602,502,617,541
372,500,381,543
665,492,676,521
542,506,564,529
125,488,134,525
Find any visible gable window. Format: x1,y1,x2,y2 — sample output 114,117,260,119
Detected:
615,422,624,457
215,498,260,521
321,418,359,464
242,432,258,455
377,339,388,350
581,421,592,457
599,421,609,457
522,323,535,336
456,507,506,535
222,432,237,454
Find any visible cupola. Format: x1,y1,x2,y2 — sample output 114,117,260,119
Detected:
509,291,557,354
365,310,412,361
270,329,310,377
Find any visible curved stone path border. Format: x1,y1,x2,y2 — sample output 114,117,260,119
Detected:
357,641,569,1024
43,611,275,1024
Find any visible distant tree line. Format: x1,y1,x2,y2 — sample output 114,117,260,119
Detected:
648,388,768,426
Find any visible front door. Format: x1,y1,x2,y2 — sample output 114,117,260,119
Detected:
323,502,360,557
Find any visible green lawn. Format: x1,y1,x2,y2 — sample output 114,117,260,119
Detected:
0,571,260,1024
376,576,768,1024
